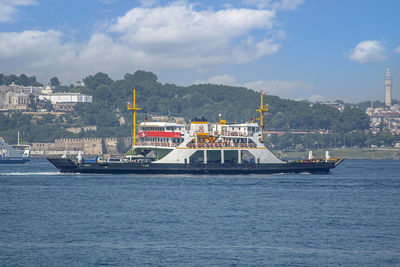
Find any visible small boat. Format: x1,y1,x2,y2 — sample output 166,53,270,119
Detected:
0,139,30,164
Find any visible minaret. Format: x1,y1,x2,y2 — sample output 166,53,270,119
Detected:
385,67,392,107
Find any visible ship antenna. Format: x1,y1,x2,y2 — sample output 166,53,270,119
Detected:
127,89,141,146
256,90,269,141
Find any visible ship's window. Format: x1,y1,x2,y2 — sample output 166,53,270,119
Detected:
189,150,204,163
206,150,221,163
224,150,238,163
242,150,255,164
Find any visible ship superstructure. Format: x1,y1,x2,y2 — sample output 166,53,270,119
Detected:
133,117,282,165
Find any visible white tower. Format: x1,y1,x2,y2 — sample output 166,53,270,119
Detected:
385,67,392,107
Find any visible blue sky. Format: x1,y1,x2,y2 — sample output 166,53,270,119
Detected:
0,0,399,102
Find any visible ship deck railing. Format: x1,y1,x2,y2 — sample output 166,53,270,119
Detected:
135,142,258,148
135,142,180,148
214,131,256,137
187,143,257,148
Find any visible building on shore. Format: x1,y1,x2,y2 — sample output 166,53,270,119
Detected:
38,85,92,112
0,82,92,112
366,67,399,135
385,66,393,107
0,85,31,111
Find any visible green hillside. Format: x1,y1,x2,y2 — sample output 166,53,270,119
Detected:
0,70,371,146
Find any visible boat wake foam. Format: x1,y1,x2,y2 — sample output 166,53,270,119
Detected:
0,172,61,176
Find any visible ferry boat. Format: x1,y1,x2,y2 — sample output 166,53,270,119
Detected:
48,90,343,174
0,139,30,164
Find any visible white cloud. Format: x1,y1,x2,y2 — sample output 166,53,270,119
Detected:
105,3,278,67
0,30,80,80
0,2,288,83
195,74,313,98
195,74,240,86
349,40,385,63
243,0,304,10
0,0,37,22
395,45,400,53
307,94,327,103
243,79,313,96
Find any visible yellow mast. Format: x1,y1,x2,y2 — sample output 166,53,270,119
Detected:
256,90,268,141
127,89,141,146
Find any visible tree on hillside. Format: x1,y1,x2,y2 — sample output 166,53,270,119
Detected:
333,107,370,134
50,77,60,86
4,74,18,85
126,70,158,82
29,76,43,87
83,72,113,91
28,94,37,111
95,85,113,104
19,74,30,86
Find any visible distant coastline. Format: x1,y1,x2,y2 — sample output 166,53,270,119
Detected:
280,147,400,160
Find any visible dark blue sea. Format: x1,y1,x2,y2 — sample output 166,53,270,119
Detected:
1,159,399,266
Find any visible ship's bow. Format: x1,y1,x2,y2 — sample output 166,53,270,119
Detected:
47,158,78,173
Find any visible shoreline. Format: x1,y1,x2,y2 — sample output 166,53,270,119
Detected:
278,147,400,160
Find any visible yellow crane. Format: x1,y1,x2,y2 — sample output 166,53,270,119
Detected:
256,91,269,141
127,89,141,146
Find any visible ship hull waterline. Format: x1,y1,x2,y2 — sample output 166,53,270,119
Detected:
48,158,343,175
0,158,30,164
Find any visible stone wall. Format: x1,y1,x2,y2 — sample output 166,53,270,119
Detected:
31,137,133,156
